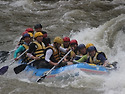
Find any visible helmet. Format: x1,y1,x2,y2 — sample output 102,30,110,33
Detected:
34,32,43,38
28,33,33,37
34,24,42,29
22,31,28,36
54,37,63,44
86,43,94,49
63,37,70,42
70,39,78,45
25,28,34,32
23,33,30,39
87,46,97,52
78,44,85,49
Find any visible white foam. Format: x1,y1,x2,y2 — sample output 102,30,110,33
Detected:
69,14,125,93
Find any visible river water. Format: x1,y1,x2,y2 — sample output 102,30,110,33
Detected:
0,0,125,94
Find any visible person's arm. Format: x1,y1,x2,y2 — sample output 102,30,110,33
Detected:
76,55,88,62
27,43,40,60
97,54,107,63
97,53,108,66
103,60,109,67
59,46,67,53
45,49,58,66
14,45,25,58
45,49,52,62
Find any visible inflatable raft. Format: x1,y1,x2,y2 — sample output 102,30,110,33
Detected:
22,61,111,81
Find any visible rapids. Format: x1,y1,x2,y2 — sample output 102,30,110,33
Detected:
0,0,125,94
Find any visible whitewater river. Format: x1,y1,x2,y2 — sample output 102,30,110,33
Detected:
0,0,125,94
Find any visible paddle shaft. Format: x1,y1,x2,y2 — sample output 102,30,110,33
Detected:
46,49,72,75
0,49,28,75
8,48,17,54
27,54,44,65
37,49,72,82
13,54,44,74
8,49,28,66
0,48,17,56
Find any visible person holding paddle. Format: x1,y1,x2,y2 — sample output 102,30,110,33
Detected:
14,33,32,62
16,28,34,48
86,46,109,67
27,32,46,69
44,36,73,69
60,37,71,62
68,39,79,61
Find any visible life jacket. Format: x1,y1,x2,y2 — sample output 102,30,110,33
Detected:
70,47,79,59
45,46,60,63
19,37,24,45
70,51,76,57
71,47,79,57
22,44,29,50
88,51,107,65
60,44,71,60
21,43,30,63
33,41,45,60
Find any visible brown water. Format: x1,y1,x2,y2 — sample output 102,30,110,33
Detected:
0,0,125,94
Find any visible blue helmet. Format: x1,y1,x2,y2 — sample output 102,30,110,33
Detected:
23,33,30,39
78,44,85,49
87,46,97,52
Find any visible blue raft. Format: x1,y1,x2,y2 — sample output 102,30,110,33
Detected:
22,61,109,79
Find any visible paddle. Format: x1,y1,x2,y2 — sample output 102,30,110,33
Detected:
0,49,16,63
105,61,118,70
36,49,72,82
13,54,44,74
0,49,28,75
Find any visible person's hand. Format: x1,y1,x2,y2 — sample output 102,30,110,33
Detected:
66,48,71,52
71,47,75,51
33,57,40,60
103,60,108,67
49,61,58,66
14,58,18,61
53,63,58,66
64,58,68,62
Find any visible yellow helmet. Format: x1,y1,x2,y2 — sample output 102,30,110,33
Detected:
34,32,43,38
86,43,94,49
28,33,33,37
53,37,63,44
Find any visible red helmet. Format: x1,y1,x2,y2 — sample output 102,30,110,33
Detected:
25,28,34,32
63,37,70,42
70,39,78,45
22,31,28,36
